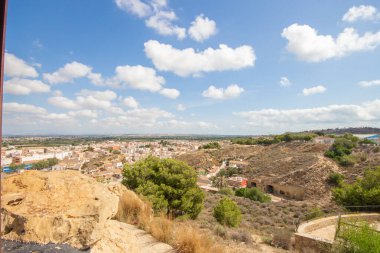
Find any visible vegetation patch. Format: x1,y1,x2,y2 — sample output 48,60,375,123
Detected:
332,166,380,207
235,187,271,203
213,197,242,227
122,156,204,219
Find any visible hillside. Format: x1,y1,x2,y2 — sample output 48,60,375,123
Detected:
177,141,380,201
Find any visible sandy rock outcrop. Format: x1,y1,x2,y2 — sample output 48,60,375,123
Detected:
1,170,119,248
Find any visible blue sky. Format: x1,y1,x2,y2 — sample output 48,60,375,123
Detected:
3,0,380,135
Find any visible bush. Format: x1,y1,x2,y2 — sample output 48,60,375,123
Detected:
334,222,380,253
328,172,344,186
325,134,359,166
272,229,292,250
333,166,380,207
230,230,252,244
235,187,271,203
199,142,221,150
305,207,324,221
122,156,204,219
219,187,235,196
213,197,242,227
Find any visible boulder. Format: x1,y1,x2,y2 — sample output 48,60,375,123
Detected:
1,170,119,248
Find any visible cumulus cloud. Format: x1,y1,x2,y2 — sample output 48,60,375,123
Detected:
48,89,123,113
302,85,326,96
188,14,217,42
115,0,186,39
144,40,255,77
114,0,151,17
43,61,94,84
282,23,380,62
4,102,47,114
115,65,164,92
235,99,380,132
48,96,79,110
68,110,98,118
146,11,186,39
342,5,380,22
123,96,139,108
279,77,291,87
159,88,180,99
4,78,50,95
358,80,380,87
202,84,244,99
4,53,38,78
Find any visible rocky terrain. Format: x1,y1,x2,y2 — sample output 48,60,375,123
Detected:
178,142,380,201
0,170,174,253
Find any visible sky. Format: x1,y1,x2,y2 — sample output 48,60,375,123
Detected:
3,0,380,135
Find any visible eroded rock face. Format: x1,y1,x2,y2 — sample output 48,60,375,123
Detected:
1,170,119,248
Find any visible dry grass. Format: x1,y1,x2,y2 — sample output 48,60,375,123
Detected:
115,190,225,253
149,215,174,244
175,225,225,253
115,190,151,229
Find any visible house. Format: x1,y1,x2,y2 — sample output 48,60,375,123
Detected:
227,176,248,188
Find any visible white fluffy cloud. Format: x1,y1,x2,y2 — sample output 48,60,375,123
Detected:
235,99,380,132
202,84,244,99
144,40,255,77
4,53,38,78
279,77,291,87
48,96,79,110
302,85,326,96
48,89,122,113
114,0,152,17
159,88,180,99
4,102,47,114
188,14,217,42
4,78,50,95
282,23,380,62
43,61,93,84
115,0,186,40
342,5,380,22
68,110,98,118
115,65,164,92
123,96,139,108
358,80,380,87
146,11,186,39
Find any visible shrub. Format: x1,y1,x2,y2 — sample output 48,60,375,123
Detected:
235,187,271,203
373,147,380,153
230,230,252,244
122,156,204,219
325,134,359,166
219,187,235,196
328,172,344,186
333,166,380,207
334,222,380,253
213,197,242,227
305,207,324,221
213,225,228,238
199,142,221,150
272,229,293,250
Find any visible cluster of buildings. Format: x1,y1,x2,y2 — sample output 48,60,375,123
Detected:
1,140,202,182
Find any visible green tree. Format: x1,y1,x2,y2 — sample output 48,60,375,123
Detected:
122,156,204,219
333,167,380,207
213,197,241,227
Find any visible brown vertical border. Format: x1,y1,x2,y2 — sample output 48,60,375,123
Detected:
0,0,8,246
